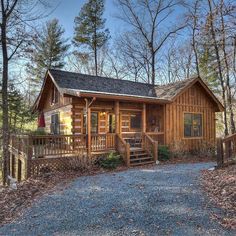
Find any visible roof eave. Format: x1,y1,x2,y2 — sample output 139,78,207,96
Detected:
63,89,171,104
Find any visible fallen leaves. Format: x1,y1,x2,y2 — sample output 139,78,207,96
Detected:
201,164,236,229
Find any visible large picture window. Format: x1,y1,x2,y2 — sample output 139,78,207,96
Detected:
184,113,202,138
51,113,60,134
130,113,141,130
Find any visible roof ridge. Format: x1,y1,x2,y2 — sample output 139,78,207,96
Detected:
155,76,199,88
49,69,155,87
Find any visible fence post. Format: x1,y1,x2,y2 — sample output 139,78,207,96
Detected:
26,135,33,178
217,138,223,167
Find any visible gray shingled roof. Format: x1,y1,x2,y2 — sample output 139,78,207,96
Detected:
49,69,157,98
49,69,198,100
154,77,197,100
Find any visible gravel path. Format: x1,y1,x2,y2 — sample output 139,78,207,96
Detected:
0,162,235,236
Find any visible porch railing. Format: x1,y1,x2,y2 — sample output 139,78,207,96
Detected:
91,133,116,152
116,133,130,166
217,133,236,167
143,133,158,162
32,135,87,158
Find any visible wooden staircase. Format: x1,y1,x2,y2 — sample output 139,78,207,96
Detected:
124,136,155,166
129,147,154,166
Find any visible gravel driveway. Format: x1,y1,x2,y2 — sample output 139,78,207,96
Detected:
0,162,235,236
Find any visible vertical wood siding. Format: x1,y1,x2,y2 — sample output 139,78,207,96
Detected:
165,82,216,151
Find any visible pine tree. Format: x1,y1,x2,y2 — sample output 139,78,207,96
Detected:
28,18,69,80
73,0,110,76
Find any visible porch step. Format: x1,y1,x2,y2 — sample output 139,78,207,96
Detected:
130,156,153,162
129,148,155,167
130,160,155,166
130,152,149,159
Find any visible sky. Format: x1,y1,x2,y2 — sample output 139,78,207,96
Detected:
48,0,126,42
44,0,188,52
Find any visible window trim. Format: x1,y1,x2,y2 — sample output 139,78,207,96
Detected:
183,112,203,139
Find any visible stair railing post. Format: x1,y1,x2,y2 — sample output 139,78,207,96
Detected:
126,143,130,167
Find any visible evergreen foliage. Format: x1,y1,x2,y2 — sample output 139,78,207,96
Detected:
73,0,110,75
28,18,69,80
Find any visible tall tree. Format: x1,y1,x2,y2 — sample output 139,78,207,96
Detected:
73,0,110,76
0,0,50,184
28,18,69,82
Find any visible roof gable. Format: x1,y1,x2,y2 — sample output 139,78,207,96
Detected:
33,69,224,112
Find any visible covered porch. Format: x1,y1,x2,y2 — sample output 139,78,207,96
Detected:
9,99,165,180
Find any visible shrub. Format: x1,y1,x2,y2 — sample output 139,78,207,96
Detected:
99,152,123,169
67,155,94,171
169,140,188,158
197,140,216,158
31,129,47,135
158,145,170,161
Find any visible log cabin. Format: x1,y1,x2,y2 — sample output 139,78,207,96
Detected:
30,69,223,167
9,69,224,180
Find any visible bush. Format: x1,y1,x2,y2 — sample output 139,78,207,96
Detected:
99,152,123,169
158,145,170,161
31,128,47,135
67,155,94,171
169,140,188,158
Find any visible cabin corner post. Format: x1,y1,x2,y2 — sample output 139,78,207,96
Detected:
115,101,120,134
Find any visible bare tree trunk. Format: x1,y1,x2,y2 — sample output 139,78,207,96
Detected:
1,17,10,185
94,44,98,76
192,0,200,77
207,0,228,136
151,48,155,85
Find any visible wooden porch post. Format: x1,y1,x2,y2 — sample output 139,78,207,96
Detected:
115,101,120,134
85,97,95,158
87,107,91,157
142,103,146,133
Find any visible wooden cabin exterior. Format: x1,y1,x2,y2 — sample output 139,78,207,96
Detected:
33,69,223,151
9,69,224,180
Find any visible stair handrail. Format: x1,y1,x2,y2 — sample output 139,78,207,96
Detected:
116,133,130,167
143,132,158,162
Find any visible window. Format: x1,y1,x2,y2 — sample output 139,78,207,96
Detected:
130,113,141,130
108,114,115,133
51,113,60,134
184,113,202,138
91,112,98,133
83,112,98,134
51,86,59,105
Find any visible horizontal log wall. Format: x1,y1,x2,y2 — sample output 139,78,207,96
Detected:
165,82,216,151
44,104,73,134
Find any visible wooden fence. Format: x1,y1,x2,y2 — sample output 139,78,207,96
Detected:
217,133,236,167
